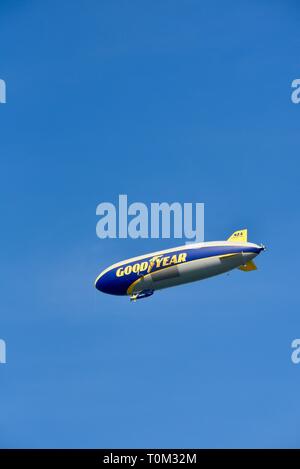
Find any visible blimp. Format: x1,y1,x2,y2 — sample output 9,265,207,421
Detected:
94,229,265,301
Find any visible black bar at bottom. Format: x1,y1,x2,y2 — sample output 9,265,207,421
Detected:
0,449,299,466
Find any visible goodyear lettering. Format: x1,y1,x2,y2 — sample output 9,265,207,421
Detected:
116,253,187,277
177,253,187,263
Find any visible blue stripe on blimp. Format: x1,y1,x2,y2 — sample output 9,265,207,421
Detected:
95,245,261,296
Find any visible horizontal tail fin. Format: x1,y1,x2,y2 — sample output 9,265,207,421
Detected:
238,260,257,272
227,229,247,243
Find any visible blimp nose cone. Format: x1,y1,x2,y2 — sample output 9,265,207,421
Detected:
94,269,123,295
95,273,107,292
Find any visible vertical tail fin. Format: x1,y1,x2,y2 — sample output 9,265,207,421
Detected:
238,260,257,271
227,229,247,243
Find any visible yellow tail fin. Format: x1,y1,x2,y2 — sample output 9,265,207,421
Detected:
227,229,247,243
238,260,257,272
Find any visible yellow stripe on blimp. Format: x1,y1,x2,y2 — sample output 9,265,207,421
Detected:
126,251,253,296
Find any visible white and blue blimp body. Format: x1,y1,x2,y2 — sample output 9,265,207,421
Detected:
95,229,265,301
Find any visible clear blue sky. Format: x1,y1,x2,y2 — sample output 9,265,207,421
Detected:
1,0,300,448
